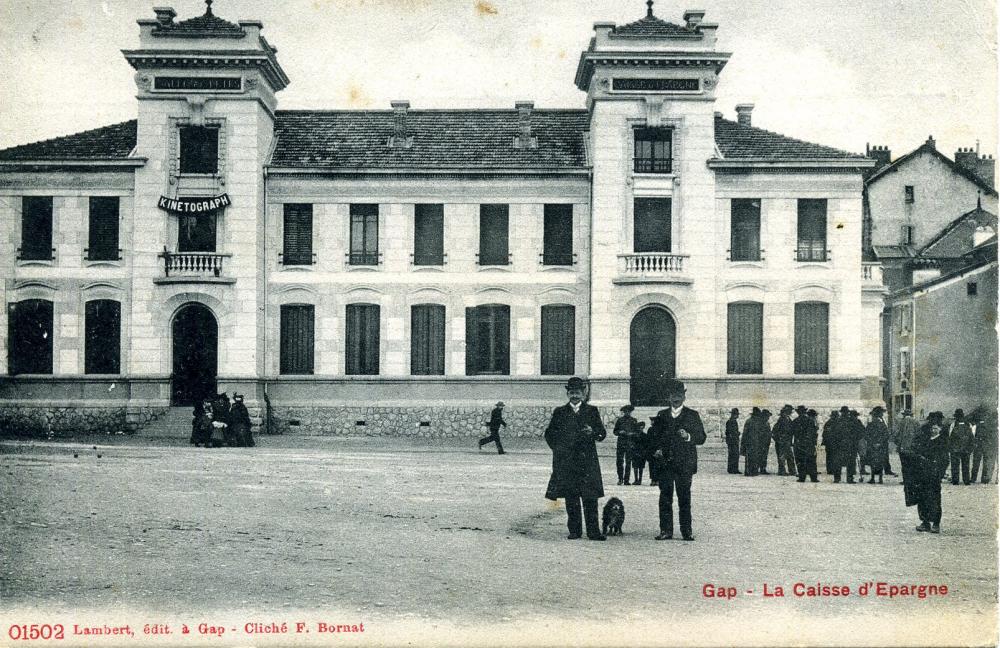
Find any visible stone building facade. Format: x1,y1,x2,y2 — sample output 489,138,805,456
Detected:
0,3,882,437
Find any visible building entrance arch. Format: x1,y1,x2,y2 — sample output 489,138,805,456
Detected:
629,306,677,406
171,302,218,405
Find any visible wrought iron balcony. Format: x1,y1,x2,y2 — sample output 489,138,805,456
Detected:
614,252,691,284
155,249,234,284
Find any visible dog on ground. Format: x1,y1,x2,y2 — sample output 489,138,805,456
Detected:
601,497,625,536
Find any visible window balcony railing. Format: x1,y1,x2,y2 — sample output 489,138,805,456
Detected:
795,245,830,262
476,252,512,266
279,251,317,266
633,158,673,174
727,248,765,263
411,252,448,267
614,252,691,284
539,252,577,266
16,247,56,262
347,252,382,266
159,249,231,278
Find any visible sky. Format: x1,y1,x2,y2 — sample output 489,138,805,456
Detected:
0,0,996,160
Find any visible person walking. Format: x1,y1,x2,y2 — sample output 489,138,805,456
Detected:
864,406,890,484
772,405,797,476
913,412,949,533
544,377,607,541
792,408,820,482
613,405,638,485
971,409,997,484
948,409,974,485
648,379,706,541
725,408,741,474
478,401,508,454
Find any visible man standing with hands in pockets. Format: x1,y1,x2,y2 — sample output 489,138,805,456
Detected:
649,379,706,541
544,377,608,541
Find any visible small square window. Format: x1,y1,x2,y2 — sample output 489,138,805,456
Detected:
904,185,915,204
968,282,978,296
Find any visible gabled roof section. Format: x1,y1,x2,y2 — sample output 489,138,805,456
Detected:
151,2,245,38
611,15,698,38
0,121,137,162
269,110,590,172
919,205,998,258
710,115,871,166
865,141,998,196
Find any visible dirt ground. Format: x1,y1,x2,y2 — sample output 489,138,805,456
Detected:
0,435,996,647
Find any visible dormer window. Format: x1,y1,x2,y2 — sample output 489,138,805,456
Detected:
179,125,220,174
634,127,672,174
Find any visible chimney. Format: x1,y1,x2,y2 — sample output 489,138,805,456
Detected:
152,6,177,26
955,146,995,188
735,103,754,127
514,101,537,149
925,135,936,150
389,100,412,149
866,144,892,171
683,10,706,29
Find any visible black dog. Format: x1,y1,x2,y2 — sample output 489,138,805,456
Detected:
601,497,625,536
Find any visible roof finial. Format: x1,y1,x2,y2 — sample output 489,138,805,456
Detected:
205,0,214,16
646,0,655,18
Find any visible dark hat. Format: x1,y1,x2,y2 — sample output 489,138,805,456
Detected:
495,401,505,408
871,406,885,415
900,408,913,416
807,409,818,417
849,410,860,417
664,378,686,394
954,408,965,419
928,411,945,421
780,404,794,413
565,377,586,390
730,407,739,415
234,393,244,401
761,409,772,418
840,406,850,414
751,406,762,415
796,405,807,413
620,404,635,413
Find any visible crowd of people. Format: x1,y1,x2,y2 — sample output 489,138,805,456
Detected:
189,392,254,448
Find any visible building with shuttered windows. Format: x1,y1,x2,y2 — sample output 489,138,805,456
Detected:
0,3,884,436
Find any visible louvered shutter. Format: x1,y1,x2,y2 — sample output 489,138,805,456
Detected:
543,205,573,265
280,305,315,375
727,302,763,374
479,204,509,265
411,304,445,375
283,204,313,265
21,197,53,261
414,204,444,265
88,197,120,261
541,305,575,375
795,302,829,374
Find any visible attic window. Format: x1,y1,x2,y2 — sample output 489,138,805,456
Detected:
904,185,915,204
968,282,978,296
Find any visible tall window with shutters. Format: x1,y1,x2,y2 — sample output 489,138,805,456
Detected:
465,304,510,375
7,299,53,375
730,199,761,262
542,204,573,266
282,203,313,265
478,204,510,265
87,197,120,261
633,198,671,253
20,197,53,261
727,302,763,374
540,304,575,375
279,304,315,375
179,125,219,174
794,301,829,374
796,199,828,262
349,204,379,266
85,300,121,374
413,204,445,265
411,304,445,375
346,304,380,375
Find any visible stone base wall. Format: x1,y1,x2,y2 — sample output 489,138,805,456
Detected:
271,406,557,437
0,405,170,438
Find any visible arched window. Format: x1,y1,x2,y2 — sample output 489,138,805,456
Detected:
727,301,763,374
8,299,53,374
411,304,445,375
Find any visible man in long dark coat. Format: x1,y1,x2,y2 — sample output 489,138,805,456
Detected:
948,409,974,485
742,407,762,476
230,394,254,447
913,412,948,533
971,409,997,484
864,406,890,484
792,408,819,482
544,377,607,541
893,408,921,503
613,404,638,485
649,379,706,541
821,410,840,474
478,401,507,454
828,406,856,483
772,405,796,476
724,408,741,474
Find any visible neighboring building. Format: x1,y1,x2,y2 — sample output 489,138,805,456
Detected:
0,2,882,437
888,240,998,418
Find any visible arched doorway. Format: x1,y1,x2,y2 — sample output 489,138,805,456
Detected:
171,303,218,406
629,306,676,406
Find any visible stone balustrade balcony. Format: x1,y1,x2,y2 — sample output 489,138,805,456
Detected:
613,252,692,285
154,250,235,284
862,262,885,292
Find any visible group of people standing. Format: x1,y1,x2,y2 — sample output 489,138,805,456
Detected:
189,392,254,448
727,405,824,481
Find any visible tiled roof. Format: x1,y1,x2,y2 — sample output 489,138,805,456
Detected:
270,110,590,170
153,8,244,35
919,205,997,258
872,245,917,260
612,15,696,38
866,142,997,196
714,115,868,160
0,120,137,161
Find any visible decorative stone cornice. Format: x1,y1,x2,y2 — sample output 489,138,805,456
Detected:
574,51,730,90
121,49,290,91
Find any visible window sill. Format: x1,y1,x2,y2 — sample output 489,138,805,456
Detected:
411,264,447,272
279,264,315,272
85,259,123,268
346,264,380,272
728,260,765,269
16,259,55,268
794,261,832,269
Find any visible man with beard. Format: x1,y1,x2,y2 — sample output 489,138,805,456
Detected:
772,405,796,476
649,380,706,541
544,377,607,541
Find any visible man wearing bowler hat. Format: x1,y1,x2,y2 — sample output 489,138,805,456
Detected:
648,379,706,541
478,401,508,454
544,377,607,540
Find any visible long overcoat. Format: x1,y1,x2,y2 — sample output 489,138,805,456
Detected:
864,418,890,468
772,415,794,453
544,403,606,500
791,416,818,459
828,417,857,468
745,415,771,468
